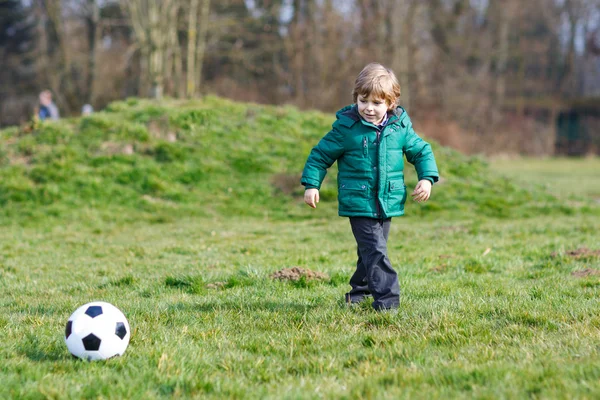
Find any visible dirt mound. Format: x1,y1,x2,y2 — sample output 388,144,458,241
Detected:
206,281,226,289
551,248,600,259
270,267,329,282
571,269,600,278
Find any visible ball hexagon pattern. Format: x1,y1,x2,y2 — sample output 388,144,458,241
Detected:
65,301,131,361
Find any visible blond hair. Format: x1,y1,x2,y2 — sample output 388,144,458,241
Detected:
352,63,401,110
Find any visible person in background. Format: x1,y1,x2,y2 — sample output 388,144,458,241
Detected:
82,104,94,116
38,90,60,121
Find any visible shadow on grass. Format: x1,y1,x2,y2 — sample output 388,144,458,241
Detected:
171,300,319,313
18,334,71,362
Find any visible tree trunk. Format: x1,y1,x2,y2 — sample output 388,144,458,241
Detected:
43,0,78,113
186,0,199,98
171,4,184,99
400,1,417,112
86,0,100,106
495,2,509,109
124,0,179,99
388,0,416,112
195,0,211,96
560,0,578,96
148,3,163,99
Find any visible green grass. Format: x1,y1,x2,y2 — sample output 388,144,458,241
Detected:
2,214,599,399
0,97,599,399
491,156,600,203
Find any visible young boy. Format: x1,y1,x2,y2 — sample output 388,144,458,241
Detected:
301,63,439,311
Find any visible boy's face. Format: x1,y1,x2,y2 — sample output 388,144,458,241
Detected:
357,94,389,125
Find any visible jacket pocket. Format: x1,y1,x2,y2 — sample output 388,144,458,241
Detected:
387,179,407,213
339,179,369,212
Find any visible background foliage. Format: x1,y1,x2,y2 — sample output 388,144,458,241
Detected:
1,0,599,154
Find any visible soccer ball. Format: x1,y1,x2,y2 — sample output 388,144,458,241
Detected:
65,301,131,361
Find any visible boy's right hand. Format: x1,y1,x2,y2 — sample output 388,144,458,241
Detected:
304,188,320,208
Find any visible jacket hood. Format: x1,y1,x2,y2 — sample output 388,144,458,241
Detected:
335,104,407,128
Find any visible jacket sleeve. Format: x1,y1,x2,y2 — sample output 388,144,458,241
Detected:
300,126,345,190
403,122,439,183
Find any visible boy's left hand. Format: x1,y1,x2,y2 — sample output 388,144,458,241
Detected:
411,180,432,203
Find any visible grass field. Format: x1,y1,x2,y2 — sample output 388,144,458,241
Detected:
491,157,600,203
2,211,599,399
1,98,599,399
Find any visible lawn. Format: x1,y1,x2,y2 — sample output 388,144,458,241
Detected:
0,98,599,398
2,196,599,399
491,156,600,203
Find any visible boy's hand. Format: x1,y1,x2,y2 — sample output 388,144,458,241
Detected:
304,188,320,208
411,180,432,203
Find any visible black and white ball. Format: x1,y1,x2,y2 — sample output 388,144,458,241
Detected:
65,301,130,361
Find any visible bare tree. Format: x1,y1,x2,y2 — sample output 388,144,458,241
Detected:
186,0,211,98
3,0,599,155
166,2,183,98
389,0,418,112
74,0,102,107
123,0,180,99
34,0,78,112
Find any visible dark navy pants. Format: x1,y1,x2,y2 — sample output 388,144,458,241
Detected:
346,217,400,310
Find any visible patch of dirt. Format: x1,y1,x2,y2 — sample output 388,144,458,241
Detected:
270,267,329,282
439,226,467,233
9,155,32,165
571,269,600,278
551,248,600,259
122,144,134,154
206,281,226,289
438,254,455,259
141,195,177,207
100,142,134,155
147,116,169,135
430,264,448,273
147,117,177,142
271,173,303,196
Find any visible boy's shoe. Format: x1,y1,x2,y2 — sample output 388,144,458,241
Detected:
373,307,398,314
345,292,371,306
372,302,399,313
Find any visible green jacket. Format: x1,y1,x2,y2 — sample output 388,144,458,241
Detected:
301,105,439,218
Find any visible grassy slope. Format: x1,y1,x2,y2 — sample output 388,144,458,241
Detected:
0,96,593,226
0,97,599,399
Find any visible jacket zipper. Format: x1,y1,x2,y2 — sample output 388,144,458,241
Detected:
375,129,381,218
